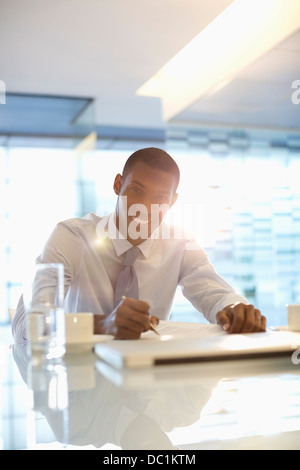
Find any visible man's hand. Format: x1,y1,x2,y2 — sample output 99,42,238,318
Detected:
216,303,266,334
94,297,159,339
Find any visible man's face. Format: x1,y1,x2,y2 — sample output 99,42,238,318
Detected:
114,162,178,245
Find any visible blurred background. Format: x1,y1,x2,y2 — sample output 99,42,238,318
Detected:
1,0,300,332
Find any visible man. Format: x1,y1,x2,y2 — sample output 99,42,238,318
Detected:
12,147,266,342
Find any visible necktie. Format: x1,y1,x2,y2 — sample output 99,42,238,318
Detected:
114,246,140,307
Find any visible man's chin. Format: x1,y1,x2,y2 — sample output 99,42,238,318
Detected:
117,214,163,242
128,219,161,243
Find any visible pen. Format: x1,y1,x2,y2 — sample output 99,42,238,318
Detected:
122,295,160,336
149,320,160,336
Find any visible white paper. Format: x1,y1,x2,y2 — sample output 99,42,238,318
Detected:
143,320,225,340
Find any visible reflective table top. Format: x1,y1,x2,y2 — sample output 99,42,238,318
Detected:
1,340,300,450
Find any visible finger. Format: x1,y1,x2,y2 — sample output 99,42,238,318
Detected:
251,308,262,332
216,309,232,332
142,315,160,333
242,306,265,333
121,297,150,314
229,303,246,333
241,304,255,333
150,315,159,326
260,314,267,332
253,310,266,333
143,315,159,332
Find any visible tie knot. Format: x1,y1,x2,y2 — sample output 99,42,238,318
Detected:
123,247,140,266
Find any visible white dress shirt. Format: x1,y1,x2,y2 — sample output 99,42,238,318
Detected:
12,212,248,343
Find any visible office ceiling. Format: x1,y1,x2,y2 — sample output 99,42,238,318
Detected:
0,0,299,140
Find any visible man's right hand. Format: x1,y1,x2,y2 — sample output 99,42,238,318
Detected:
94,297,155,339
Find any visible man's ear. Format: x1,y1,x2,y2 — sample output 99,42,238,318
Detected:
170,192,178,208
113,174,123,195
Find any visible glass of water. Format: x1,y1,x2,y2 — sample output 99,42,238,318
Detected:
24,263,66,359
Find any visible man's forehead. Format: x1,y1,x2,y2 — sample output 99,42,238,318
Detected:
123,162,176,190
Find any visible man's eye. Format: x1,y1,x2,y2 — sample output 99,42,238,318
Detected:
156,196,168,203
131,186,141,193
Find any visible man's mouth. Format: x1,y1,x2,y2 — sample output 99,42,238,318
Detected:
131,216,149,225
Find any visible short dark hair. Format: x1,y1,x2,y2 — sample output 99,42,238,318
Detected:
122,147,180,189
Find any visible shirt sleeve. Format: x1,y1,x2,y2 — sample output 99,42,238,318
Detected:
178,240,249,324
12,220,82,343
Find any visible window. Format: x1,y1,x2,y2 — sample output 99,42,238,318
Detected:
1,138,300,326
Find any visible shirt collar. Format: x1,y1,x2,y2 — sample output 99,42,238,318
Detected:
108,213,154,259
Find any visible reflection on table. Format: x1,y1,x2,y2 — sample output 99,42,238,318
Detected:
3,343,300,450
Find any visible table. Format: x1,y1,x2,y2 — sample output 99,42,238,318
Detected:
1,340,300,450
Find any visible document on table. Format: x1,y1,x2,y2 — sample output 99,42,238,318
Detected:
95,319,300,370
142,320,225,340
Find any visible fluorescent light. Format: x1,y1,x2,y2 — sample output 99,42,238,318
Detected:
137,0,300,121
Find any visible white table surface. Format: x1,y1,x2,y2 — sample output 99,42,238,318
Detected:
1,338,300,451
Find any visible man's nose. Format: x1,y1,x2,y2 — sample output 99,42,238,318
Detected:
132,196,152,216
138,201,152,219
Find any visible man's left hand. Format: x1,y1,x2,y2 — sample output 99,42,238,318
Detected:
216,303,266,333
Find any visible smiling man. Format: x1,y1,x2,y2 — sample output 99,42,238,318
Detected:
12,147,266,342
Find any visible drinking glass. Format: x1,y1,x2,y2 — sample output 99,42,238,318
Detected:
24,263,66,359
